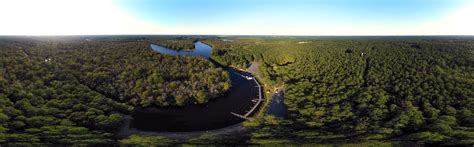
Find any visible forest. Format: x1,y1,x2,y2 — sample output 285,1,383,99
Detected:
207,36,474,144
154,39,197,51
0,36,230,144
0,36,472,145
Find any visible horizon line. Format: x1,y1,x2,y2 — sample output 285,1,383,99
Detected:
1,34,474,37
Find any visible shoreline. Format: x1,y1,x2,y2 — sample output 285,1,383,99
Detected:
117,115,247,140
118,42,267,136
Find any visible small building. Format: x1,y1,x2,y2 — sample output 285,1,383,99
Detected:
44,58,52,62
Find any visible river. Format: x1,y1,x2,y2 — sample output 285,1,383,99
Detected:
129,41,261,132
149,41,212,58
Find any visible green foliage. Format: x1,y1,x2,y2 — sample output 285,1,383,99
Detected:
24,125,113,144
248,139,293,145
155,39,196,51
0,37,230,143
195,90,208,104
119,135,176,145
244,115,293,140
1,36,472,145
210,37,474,144
404,131,447,143
0,113,9,123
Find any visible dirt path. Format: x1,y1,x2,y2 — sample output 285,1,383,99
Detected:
247,61,260,76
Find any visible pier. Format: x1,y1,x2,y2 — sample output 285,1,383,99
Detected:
230,69,263,119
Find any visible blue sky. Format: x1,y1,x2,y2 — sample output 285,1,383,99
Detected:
117,0,464,28
0,0,473,35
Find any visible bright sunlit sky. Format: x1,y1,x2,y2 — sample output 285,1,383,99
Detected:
0,0,473,35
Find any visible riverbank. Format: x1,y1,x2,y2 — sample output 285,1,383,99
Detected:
243,61,287,118
117,115,247,140
118,62,281,142
117,68,264,137
118,41,264,134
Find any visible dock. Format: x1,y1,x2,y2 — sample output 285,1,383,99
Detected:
230,68,263,119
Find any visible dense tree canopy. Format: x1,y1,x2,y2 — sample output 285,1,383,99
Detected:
0,37,230,143
0,36,472,145
154,39,197,51
208,37,474,143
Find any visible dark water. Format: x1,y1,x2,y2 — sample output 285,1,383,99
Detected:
266,90,288,118
150,41,212,58
132,41,259,132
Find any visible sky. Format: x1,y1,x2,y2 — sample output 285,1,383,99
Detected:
0,0,473,35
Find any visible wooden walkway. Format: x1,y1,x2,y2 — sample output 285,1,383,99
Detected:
230,69,262,119
244,78,262,117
